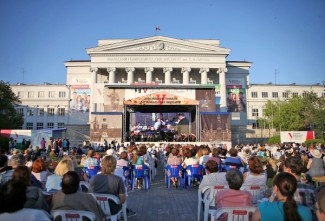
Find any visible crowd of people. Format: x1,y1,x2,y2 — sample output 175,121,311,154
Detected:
0,140,325,220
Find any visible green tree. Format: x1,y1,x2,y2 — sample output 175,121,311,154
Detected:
263,91,325,139
0,80,23,129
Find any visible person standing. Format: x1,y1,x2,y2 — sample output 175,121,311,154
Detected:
40,138,46,151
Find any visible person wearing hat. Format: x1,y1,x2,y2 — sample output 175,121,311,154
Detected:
307,148,325,177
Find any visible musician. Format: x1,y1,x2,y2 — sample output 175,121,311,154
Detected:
175,113,189,125
153,118,165,130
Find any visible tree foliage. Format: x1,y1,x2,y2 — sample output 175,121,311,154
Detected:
262,91,325,139
0,80,23,130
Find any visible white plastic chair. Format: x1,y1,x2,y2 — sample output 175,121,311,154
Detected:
240,184,267,205
79,181,90,192
198,185,229,221
210,207,256,221
51,210,96,221
91,193,127,221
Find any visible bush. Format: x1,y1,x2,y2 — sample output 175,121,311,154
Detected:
305,139,325,147
267,135,280,144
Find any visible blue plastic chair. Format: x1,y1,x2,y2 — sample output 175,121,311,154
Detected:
185,164,204,190
85,166,101,181
131,164,150,191
122,166,131,188
165,164,185,190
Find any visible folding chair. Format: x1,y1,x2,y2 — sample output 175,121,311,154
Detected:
197,185,229,221
210,207,256,221
91,193,127,221
165,164,185,189
51,210,96,221
240,184,267,204
79,181,90,192
185,164,204,190
85,166,101,181
131,164,150,191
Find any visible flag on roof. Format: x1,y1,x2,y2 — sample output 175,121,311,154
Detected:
155,26,160,31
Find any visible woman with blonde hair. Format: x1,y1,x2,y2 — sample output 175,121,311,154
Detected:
45,159,74,192
90,155,126,215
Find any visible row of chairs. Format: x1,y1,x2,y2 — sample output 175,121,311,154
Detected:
165,164,204,190
197,184,266,221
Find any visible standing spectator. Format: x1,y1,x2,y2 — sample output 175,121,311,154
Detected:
51,171,105,221
40,138,46,151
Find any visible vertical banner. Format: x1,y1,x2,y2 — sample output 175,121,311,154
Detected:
226,88,247,112
104,88,125,112
196,89,216,112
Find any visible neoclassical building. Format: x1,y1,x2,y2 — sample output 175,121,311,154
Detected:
64,36,251,146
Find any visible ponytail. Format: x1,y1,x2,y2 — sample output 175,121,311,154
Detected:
283,192,301,221
273,172,302,221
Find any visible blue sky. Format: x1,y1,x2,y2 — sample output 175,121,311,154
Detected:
0,0,324,85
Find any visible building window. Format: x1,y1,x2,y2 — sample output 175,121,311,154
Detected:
48,108,55,116
58,108,65,116
17,108,24,115
26,122,33,130
302,92,308,98
252,122,260,129
252,108,259,117
272,92,278,98
37,122,43,129
262,92,268,98
38,91,44,98
27,109,33,116
49,91,55,98
59,91,66,98
283,92,289,98
251,92,258,98
292,92,299,98
47,122,54,128
38,108,44,116
102,124,108,129
28,91,34,98
58,123,65,128
17,91,23,98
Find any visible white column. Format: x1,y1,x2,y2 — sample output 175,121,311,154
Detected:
126,67,135,84
163,67,173,84
199,68,209,84
181,67,191,84
145,67,154,83
90,67,98,113
107,67,116,84
218,68,227,112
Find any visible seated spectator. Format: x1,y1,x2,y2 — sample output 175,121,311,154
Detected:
83,150,100,168
117,151,130,168
0,154,42,188
199,147,210,167
45,158,74,192
243,156,267,186
63,155,88,181
223,148,243,171
307,149,325,177
31,158,51,189
0,154,10,174
12,166,49,212
166,148,183,188
208,148,221,166
182,148,198,169
252,172,312,221
0,180,51,221
50,171,105,221
316,187,325,221
215,169,253,221
265,157,277,188
199,160,227,192
90,155,126,215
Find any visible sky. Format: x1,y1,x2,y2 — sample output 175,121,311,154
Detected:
0,0,324,86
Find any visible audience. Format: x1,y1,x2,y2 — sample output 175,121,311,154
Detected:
199,160,227,192
243,156,267,186
83,150,100,168
31,158,51,189
223,148,243,171
316,187,325,221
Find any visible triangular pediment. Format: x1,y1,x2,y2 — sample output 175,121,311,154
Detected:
124,92,199,106
87,36,230,54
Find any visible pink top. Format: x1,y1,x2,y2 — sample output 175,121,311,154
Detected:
215,189,253,208
167,155,182,165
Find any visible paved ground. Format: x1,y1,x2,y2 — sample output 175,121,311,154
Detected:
126,163,199,221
